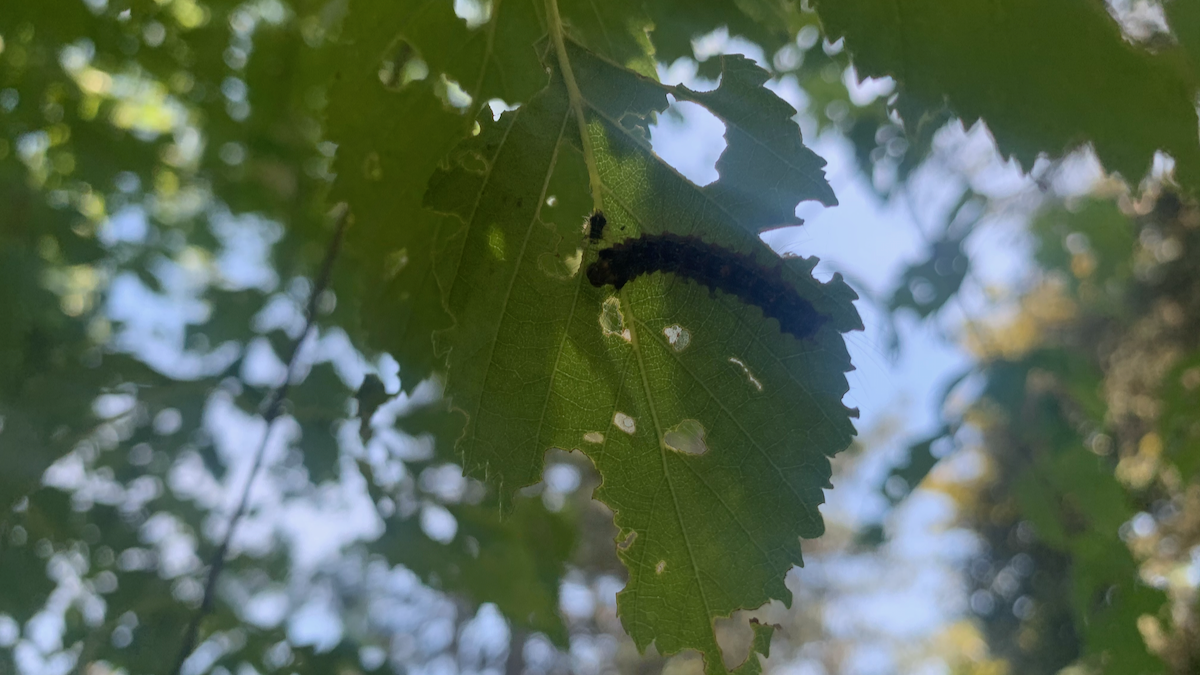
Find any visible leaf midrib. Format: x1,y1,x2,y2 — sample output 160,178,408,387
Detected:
620,287,718,641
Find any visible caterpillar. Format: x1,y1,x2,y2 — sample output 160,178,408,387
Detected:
586,233,827,340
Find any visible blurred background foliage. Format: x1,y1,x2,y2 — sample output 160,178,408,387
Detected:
1,0,1199,673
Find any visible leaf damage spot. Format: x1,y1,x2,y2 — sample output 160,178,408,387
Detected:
617,530,636,550
384,248,408,279
662,324,691,351
583,431,605,444
650,97,726,185
613,412,637,435
715,611,767,671
599,297,630,342
664,419,708,456
377,37,427,91
729,357,764,392
655,560,666,574
452,0,492,29
486,98,518,121
486,225,505,260
436,74,473,110
538,246,582,279
363,151,382,180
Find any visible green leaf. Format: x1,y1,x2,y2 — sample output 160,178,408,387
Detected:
288,362,353,483
394,0,656,105
1166,0,1200,78
1014,446,1167,674
731,620,775,674
326,0,662,389
287,640,389,674
94,571,196,674
673,54,838,226
887,234,970,319
425,39,858,672
0,489,72,623
814,0,1200,188
880,426,950,506
326,57,464,388
354,373,390,444
644,0,801,66
323,0,814,387
285,365,348,480
392,394,467,461
1031,197,1137,293
981,351,1166,674
1158,351,1200,481
982,349,1107,426
373,497,576,644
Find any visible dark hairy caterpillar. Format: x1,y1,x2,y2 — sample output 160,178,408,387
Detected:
587,233,827,340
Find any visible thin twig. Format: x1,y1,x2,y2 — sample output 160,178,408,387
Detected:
170,204,351,675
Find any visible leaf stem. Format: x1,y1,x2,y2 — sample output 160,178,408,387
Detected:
544,0,604,211
169,204,351,675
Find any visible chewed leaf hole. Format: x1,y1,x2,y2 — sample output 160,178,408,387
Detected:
538,247,582,280
486,97,518,121
664,419,708,456
599,297,630,341
649,96,726,186
655,560,666,574
613,412,637,435
436,75,473,110
663,324,692,351
617,530,637,550
453,0,493,28
729,356,764,392
715,610,766,671
378,38,428,90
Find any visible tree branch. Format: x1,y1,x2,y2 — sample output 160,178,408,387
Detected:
170,204,351,675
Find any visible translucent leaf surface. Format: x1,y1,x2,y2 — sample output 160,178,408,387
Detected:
814,0,1200,188
425,41,859,672
324,0,806,386
1166,0,1200,77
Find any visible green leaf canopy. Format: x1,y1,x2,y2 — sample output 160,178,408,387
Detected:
421,40,860,672
815,0,1200,189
